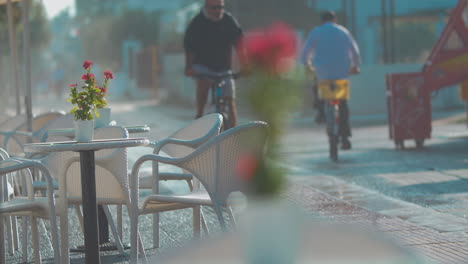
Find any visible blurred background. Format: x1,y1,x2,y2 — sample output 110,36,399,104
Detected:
0,0,464,115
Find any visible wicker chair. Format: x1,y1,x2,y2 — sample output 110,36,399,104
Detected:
129,121,269,262
0,150,61,264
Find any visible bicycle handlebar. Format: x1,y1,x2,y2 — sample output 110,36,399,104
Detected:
193,72,241,81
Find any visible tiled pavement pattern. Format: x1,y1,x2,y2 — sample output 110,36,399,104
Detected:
286,181,468,264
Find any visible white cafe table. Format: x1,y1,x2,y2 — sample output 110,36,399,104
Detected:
24,137,150,264
45,123,150,140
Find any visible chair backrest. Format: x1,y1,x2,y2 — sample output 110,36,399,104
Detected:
16,111,65,132
37,113,75,142
180,121,268,204
0,114,13,126
0,114,27,131
3,111,66,157
61,126,130,205
160,113,223,158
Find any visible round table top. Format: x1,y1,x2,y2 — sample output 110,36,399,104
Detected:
47,124,150,137
24,137,150,153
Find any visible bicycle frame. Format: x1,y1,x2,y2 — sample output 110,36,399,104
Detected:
319,79,349,162
211,80,231,130
195,71,239,131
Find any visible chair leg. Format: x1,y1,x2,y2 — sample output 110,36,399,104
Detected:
0,216,5,264
227,207,237,227
138,231,148,263
193,206,201,239
200,210,209,235
12,216,19,251
117,205,123,239
102,205,125,256
22,216,29,263
74,205,84,233
6,216,14,255
60,211,70,264
152,213,160,248
31,216,42,264
213,205,227,231
130,213,139,263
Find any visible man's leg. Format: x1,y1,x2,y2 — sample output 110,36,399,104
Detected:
196,79,211,118
315,99,326,124
339,100,352,150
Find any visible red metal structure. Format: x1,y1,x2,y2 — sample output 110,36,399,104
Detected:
387,0,468,148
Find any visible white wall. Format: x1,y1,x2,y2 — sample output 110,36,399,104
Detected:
161,53,196,103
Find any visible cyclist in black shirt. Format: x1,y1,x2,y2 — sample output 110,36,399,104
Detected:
184,0,243,128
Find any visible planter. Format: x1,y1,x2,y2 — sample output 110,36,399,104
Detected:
95,107,111,128
74,120,94,142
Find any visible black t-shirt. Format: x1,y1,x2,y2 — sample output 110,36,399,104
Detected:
184,11,243,72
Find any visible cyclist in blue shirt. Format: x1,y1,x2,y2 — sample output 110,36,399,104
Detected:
300,11,361,150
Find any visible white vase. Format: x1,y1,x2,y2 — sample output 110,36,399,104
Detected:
74,120,94,142
95,107,111,128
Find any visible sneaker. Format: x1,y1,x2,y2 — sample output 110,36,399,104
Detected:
341,138,352,150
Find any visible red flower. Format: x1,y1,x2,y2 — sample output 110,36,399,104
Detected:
240,22,297,74
81,73,95,81
83,60,93,70
100,86,107,94
69,83,77,87
235,154,259,181
104,70,114,79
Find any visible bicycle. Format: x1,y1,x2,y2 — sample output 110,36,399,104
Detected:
318,79,350,162
194,71,240,131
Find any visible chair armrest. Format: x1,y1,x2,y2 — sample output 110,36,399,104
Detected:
1,131,36,154
151,135,213,154
130,154,182,206
159,172,192,181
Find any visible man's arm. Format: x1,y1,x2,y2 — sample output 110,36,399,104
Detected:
300,30,316,72
230,14,247,74
345,30,361,74
183,20,196,77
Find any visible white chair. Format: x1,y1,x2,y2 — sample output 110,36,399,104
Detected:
0,152,61,264
0,111,65,157
41,126,132,263
132,113,223,248
129,121,269,262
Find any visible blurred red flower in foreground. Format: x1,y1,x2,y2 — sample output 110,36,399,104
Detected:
240,22,297,74
236,154,259,181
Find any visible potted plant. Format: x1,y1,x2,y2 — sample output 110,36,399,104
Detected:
67,60,114,141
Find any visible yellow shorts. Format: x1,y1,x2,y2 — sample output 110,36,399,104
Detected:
318,80,350,100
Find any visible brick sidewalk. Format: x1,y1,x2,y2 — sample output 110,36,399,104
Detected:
286,182,468,264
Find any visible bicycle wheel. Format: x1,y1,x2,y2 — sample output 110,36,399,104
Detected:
216,97,230,131
325,101,340,162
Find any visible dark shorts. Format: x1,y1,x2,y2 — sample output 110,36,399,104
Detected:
192,64,236,98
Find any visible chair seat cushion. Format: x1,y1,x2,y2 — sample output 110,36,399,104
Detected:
140,190,212,214
130,167,193,189
0,197,50,217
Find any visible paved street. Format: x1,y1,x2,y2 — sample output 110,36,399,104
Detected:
5,97,468,263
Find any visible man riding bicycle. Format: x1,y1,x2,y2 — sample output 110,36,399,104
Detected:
184,0,243,129
300,11,361,152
